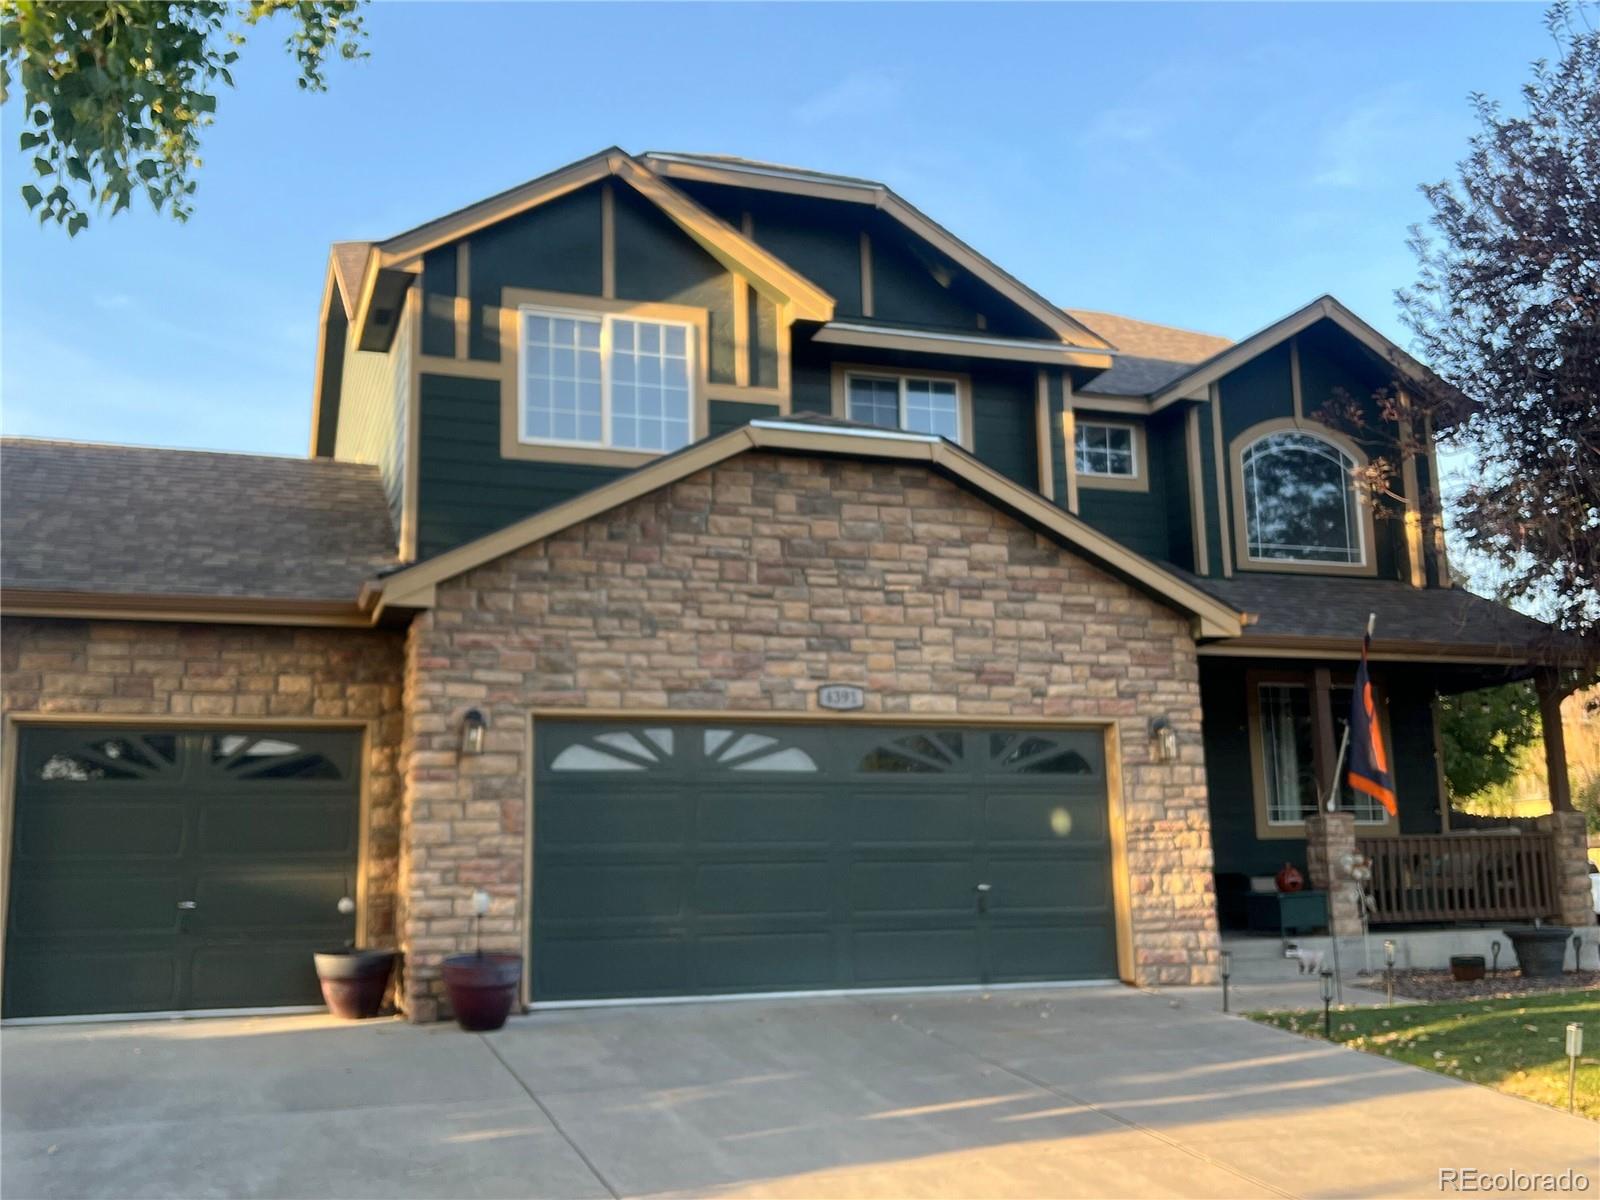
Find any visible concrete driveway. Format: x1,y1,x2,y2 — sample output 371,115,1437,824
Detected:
3,985,1594,1199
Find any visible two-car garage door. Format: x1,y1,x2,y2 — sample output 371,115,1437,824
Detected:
4,726,360,1019
532,722,1118,1001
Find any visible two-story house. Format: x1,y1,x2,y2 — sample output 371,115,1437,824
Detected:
2,148,1591,1023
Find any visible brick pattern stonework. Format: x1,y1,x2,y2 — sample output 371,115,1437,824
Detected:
400,453,1220,1019
1304,812,1363,937
1536,811,1597,928
1,618,406,944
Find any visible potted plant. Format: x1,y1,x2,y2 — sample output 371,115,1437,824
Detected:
1502,925,1573,979
441,889,523,1032
313,897,397,1020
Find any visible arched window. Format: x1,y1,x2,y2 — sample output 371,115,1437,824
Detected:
1240,431,1364,565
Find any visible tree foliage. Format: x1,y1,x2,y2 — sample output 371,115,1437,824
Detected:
1437,681,1543,799
1397,1,1600,634
0,1,365,234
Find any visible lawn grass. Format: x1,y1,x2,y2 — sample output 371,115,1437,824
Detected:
1249,989,1600,1119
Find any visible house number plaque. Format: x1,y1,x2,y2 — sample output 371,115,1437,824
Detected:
817,684,866,711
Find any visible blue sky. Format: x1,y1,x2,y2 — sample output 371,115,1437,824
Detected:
0,2,1558,458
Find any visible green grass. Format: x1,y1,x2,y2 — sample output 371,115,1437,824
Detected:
1248,989,1600,1119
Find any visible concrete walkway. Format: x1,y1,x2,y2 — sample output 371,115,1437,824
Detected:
3,986,1594,1199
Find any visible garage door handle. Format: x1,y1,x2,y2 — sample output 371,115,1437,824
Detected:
975,883,991,913
177,901,197,910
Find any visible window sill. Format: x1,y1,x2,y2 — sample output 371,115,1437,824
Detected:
1077,472,1148,494
502,439,668,468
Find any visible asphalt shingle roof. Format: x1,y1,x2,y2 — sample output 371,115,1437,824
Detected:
1168,568,1566,653
1065,308,1234,400
1,438,399,603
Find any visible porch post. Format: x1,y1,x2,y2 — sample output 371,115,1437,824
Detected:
1310,668,1337,806
1536,669,1572,812
1305,812,1363,938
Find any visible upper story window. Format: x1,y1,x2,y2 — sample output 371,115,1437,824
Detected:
1075,422,1138,479
845,372,961,441
520,307,694,454
1241,431,1363,565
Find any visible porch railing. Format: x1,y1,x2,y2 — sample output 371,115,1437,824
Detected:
1359,833,1558,924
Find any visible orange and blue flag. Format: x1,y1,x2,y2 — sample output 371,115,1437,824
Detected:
1347,631,1397,817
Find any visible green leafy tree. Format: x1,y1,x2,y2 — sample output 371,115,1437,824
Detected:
1437,681,1542,799
1397,1,1600,635
0,1,366,234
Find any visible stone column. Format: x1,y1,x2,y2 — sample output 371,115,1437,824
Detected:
1305,811,1364,937
1535,810,1596,928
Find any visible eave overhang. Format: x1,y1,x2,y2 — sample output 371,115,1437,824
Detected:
812,321,1114,370
0,588,373,629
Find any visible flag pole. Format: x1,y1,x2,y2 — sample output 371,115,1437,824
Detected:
1322,612,1376,1007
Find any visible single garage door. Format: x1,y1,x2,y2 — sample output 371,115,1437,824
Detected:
532,722,1117,1001
4,726,360,1019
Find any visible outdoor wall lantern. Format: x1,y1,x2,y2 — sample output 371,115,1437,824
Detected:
460,708,488,757
1148,716,1178,763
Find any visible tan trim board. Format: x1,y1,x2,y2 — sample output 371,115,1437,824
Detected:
859,232,874,318
0,590,373,628
1399,397,1426,589
401,284,422,562
1423,412,1452,588
811,323,1112,370
416,355,502,380
1034,371,1055,502
0,713,381,1012
733,274,751,389
828,362,975,453
1196,638,1558,665
705,383,790,408
308,259,341,457
1227,417,1379,577
1072,416,1149,494
1185,405,1210,576
1243,668,1397,840
369,421,1245,638
1060,393,1149,415
1289,336,1304,419
523,709,1137,989
1062,380,1079,516
1209,386,1233,578
600,182,616,301
453,242,472,360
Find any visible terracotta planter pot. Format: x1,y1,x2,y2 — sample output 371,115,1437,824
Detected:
1449,955,1485,982
1502,926,1572,979
313,949,396,1020
441,953,523,1031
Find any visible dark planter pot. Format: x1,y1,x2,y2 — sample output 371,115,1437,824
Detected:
1502,926,1572,979
1449,955,1485,982
441,953,523,1032
313,949,397,1020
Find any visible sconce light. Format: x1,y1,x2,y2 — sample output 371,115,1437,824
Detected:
1149,716,1178,763
460,708,488,756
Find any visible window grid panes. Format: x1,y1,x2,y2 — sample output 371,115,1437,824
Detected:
520,308,694,453
1242,433,1362,564
846,374,960,440
1075,423,1136,477
1258,682,1386,825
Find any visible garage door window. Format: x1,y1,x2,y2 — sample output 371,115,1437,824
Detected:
991,732,1094,775
36,734,177,782
210,735,343,780
549,727,820,772
859,731,964,773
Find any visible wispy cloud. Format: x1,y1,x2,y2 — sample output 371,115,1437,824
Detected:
792,70,904,126
1310,87,1426,190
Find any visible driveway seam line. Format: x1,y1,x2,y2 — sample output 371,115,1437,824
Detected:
896,1012,1298,1200
478,1032,623,1200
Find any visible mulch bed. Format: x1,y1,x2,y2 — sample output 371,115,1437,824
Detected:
1354,968,1600,1002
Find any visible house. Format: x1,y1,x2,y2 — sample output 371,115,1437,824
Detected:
1,148,1591,1023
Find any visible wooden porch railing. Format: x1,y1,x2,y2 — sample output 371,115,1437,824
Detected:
1358,833,1558,924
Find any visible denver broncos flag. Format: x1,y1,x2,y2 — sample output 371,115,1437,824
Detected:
1347,630,1397,816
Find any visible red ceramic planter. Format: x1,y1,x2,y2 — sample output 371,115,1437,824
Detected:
441,953,523,1031
313,949,397,1020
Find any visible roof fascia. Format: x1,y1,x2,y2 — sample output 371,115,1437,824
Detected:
813,322,1113,369
0,588,372,628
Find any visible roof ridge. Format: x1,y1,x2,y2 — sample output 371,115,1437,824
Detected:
1062,307,1233,346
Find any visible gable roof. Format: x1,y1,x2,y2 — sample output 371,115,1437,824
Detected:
640,151,1114,352
329,241,372,321
1145,295,1444,411
0,439,399,619
364,418,1243,638
1066,308,1233,401
339,148,833,324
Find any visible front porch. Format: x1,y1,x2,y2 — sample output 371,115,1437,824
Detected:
1200,650,1595,940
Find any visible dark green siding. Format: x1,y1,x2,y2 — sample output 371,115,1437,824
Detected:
870,223,983,332
1193,397,1226,577
1218,341,1294,443
421,248,457,357
612,185,738,385
1074,411,1169,561
709,400,779,437
417,373,626,558
467,185,604,361
1202,659,1444,890
970,366,1037,490
1155,406,1196,572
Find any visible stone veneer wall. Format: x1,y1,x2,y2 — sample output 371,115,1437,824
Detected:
400,452,1220,1019
1,618,406,946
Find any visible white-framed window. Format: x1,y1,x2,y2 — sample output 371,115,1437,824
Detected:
1257,681,1388,826
845,372,961,441
1074,422,1138,478
519,307,695,454
1241,431,1363,565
